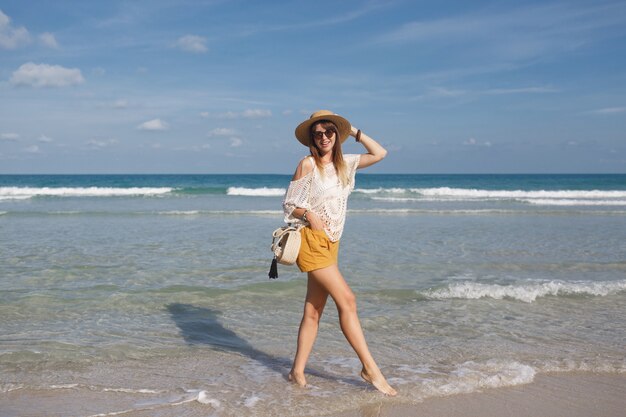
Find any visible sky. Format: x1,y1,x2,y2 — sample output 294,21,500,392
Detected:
0,0,625,174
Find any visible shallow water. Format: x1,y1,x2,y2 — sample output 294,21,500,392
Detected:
1,174,625,416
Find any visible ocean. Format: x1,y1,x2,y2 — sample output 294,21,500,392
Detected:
1,173,625,416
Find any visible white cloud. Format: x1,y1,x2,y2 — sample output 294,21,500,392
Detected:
23,145,40,153
39,32,58,48
137,119,169,131
412,85,558,102
37,135,53,143
113,99,128,109
588,107,626,115
242,109,272,118
92,67,106,76
86,138,118,148
429,86,466,98
463,137,492,147
238,3,385,37
217,111,238,119
217,109,272,119
203,109,273,119
209,127,236,136
0,9,31,49
205,128,243,148
484,87,558,95
1,132,20,141
376,3,626,64
175,35,208,53
411,86,467,101
10,62,85,88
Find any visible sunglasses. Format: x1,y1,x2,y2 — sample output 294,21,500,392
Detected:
312,129,336,140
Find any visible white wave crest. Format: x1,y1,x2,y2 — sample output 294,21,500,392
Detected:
226,187,285,197
540,359,626,374
0,187,173,199
156,210,281,215
424,360,535,397
49,384,79,389
355,187,626,206
355,187,407,194
523,199,626,206
157,210,201,215
412,187,626,199
244,395,261,408
197,391,221,407
101,387,163,394
0,195,32,201
425,280,626,303
348,208,518,215
371,196,497,202
0,383,24,393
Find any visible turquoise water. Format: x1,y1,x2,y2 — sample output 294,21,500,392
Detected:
1,174,625,416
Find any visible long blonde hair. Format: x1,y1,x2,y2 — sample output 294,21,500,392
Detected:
308,120,349,187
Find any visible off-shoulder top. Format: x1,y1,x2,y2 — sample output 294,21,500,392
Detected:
282,154,361,242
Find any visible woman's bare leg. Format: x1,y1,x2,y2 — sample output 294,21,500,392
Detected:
289,274,329,387
308,264,397,396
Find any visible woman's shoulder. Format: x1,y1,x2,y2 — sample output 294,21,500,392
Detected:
291,156,315,181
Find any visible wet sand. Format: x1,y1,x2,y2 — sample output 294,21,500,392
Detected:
3,372,623,416
342,373,626,417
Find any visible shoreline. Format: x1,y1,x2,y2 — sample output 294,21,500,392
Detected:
2,372,624,416
340,372,626,417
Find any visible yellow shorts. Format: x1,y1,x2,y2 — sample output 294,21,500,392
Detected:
296,227,340,272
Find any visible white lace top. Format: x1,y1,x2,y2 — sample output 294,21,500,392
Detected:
283,154,361,242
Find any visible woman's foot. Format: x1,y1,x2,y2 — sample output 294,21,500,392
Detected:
361,367,397,396
288,370,307,387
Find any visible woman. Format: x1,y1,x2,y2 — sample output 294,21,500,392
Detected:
282,110,397,396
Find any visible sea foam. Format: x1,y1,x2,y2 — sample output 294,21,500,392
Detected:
523,198,626,206
226,187,285,196
428,360,536,396
411,187,626,199
424,280,626,303
0,186,173,199
355,187,626,205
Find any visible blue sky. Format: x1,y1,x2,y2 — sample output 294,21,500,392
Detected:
0,0,625,174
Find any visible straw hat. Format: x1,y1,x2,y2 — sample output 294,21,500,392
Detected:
295,110,352,147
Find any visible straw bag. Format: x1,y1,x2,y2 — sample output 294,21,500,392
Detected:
268,225,303,279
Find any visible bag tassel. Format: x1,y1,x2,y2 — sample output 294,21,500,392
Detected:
268,256,278,279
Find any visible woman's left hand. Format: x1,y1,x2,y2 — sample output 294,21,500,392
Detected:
306,211,325,231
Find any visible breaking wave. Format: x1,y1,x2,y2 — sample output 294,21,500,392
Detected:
0,186,173,200
226,187,285,196
355,187,626,206
424,280,626,303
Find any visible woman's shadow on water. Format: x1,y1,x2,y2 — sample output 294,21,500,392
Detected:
166,303,363,386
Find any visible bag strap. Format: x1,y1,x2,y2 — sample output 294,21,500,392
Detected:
271,225,301,244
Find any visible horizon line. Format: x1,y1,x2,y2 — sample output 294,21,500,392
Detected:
1,172,625,176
